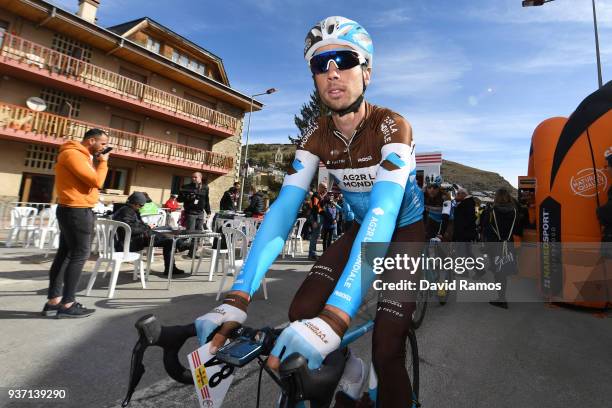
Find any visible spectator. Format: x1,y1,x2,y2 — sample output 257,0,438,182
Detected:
113,192,189,275
597,148,612,259
178,172,211,257
44,128,109,318
233,182,241,209
321,197,338,250
479,188,523,309
245,186,265,217
220,186,239,211
452,187,477,267
338,193,355,233
299,191,314,239
164,194,180,212
139,192,160,216
308,182,327,261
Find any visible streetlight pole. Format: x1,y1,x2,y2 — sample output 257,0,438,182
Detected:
522,0,604,88
238,88,277,211
591,0,603,88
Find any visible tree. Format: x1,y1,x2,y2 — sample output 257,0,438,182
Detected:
288,89,328,145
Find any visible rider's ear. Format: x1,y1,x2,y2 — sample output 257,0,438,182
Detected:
362,66,371,87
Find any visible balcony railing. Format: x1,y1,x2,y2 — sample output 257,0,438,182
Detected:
0,33,240,134
0,103,234,171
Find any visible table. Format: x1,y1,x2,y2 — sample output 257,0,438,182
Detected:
145,229,220,289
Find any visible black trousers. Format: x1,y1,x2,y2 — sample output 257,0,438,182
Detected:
185,212,205,255
290,221,426,407
48,207,94,304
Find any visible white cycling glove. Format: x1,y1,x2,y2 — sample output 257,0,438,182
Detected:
195,298,248,348
270,316,341,370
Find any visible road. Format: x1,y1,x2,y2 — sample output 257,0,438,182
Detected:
0,247,611,408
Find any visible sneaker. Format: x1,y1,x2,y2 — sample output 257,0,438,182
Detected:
338,355,366,400
56,303,95,319
163,267,186,276
308,255,318,261
41,302,61,317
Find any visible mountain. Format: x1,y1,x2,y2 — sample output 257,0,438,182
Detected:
243,144,516,193
441,160,516,193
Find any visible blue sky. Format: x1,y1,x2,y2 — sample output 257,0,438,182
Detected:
51,0,612,187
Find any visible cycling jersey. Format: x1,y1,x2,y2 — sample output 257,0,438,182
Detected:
231,102,424,317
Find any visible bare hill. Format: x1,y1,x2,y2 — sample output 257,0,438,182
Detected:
441,160,516,193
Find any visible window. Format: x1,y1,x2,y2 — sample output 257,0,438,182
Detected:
146,37,161,54
103,168,129,193
110,115,141,133
51,34,92,62
184,92,216,110
171,49,207,76
40,88,83,117
24,144,58,171
177,133,212,151
0,20,9,43
171,175,192,194
119,67,147,84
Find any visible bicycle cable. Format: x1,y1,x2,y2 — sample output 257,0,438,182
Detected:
256,357,264,408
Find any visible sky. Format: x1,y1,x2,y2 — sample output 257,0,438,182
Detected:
50,0,612,187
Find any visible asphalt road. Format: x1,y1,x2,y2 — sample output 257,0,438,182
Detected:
0,247,611,408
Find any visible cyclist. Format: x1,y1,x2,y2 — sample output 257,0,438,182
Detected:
195,16,424,407
423,176,453,240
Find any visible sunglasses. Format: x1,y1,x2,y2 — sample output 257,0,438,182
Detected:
309,50,366,75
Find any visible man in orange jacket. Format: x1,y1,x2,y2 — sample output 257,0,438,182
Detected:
43,128,110,318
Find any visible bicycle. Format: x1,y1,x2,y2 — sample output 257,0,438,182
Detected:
121,311,420,408
412,237,458,329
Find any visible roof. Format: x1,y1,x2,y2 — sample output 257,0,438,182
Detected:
106,16,228,85
5,0,263,111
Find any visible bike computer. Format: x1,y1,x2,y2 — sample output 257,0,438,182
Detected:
216,337,263,367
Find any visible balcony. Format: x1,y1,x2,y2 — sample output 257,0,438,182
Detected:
0,33,240,137
0,103,234,174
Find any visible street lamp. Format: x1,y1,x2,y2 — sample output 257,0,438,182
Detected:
238,87,277,211
522,0,603,88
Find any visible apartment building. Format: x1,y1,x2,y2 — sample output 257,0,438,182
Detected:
0,0,262,207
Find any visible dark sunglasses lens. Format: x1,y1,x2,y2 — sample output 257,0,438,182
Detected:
310,51,361,74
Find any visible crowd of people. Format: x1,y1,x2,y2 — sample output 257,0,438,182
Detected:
296,176,532,309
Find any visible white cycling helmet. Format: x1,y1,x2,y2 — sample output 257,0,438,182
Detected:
304,16,373,68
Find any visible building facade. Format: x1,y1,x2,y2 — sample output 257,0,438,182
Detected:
0,0,262,208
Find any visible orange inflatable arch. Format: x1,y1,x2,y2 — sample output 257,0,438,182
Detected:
528,81,611,308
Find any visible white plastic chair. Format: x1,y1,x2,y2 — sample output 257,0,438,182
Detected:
168,211,181,229
141,210,167,228
282,218,307,258
85,219,144,299
28,204,58,250
195,218,236,279
6,206,37,247
216,227,268,301
243,218,261,246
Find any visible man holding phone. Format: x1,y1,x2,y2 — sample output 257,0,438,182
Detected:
43,128,110,318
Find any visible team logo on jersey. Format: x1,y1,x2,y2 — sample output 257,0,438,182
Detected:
380,152,405,171
372,207,385,216
287,158,304,175
298,121,319,148
380,116,399,143
357,155,372,163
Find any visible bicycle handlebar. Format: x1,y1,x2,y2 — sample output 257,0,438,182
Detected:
122,314,347,408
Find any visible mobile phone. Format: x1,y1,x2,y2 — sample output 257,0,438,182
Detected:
215,337,263,367
96,146,113,156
